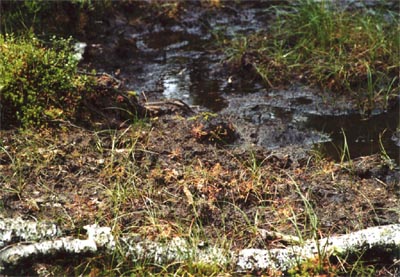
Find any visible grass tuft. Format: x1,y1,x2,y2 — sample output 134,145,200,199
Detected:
221,0,399,113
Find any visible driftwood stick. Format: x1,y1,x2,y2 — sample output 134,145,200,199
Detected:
257,228,302,245
144,99,196,115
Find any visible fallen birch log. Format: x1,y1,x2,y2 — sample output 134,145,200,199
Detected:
0,217,61,248
236,224,400,272
0,221,115,271
121,236,231,266
0,217,398,274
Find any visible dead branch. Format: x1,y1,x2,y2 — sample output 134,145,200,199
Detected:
144,99,196,115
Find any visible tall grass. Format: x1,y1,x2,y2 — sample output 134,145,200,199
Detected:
222,0,399,113
286,174,337,275
0,0,112,35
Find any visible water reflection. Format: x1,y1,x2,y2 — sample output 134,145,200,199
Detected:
159,55,228,111
162,71,191,101
307,102,400,163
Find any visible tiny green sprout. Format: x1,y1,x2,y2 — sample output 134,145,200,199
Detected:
189,112,218,121
127,90,138,97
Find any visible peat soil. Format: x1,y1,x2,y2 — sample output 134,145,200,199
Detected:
0,1,399,275
1,98,399,274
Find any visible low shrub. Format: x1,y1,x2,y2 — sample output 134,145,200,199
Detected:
0,33,94,128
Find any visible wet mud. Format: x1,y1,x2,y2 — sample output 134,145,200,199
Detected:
77,1,399,163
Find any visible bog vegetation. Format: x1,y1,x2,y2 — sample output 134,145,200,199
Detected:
0,34,96,127
0,0,399,276
221,0,399,113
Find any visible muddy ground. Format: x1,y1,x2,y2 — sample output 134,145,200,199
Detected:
0,1,399,275
1,88,399,275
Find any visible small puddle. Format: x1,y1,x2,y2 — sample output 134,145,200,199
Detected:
307,102,400,164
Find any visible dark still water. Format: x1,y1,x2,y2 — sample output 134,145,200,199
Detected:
307,102,399,164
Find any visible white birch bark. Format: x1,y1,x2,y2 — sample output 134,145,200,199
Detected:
0,217,398,273
0,220,115,271
236,224,400,272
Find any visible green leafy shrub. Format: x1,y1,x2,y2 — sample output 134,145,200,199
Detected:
0,33,94,128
